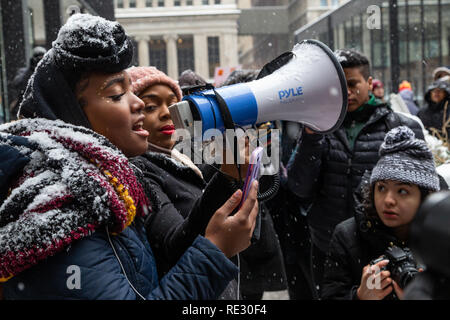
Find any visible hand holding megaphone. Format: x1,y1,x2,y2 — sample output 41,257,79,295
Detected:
169,40,348,136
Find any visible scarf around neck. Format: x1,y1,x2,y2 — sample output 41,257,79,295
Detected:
0,118,149,282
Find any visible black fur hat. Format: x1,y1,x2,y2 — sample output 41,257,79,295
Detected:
18,14,134,128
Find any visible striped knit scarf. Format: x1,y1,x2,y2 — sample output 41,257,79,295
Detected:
0,118,149,282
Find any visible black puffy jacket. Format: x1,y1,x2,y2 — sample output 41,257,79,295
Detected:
287,104,424,253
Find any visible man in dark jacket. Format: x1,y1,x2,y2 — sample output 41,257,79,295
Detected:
286,49,423,298
417,79,450,140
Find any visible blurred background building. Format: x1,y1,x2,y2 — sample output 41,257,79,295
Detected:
294,0,450,105
1,0,449,122
115,0,240,82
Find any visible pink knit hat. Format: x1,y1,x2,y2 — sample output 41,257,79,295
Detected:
127,66,183,101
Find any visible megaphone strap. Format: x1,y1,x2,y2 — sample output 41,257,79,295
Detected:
212,88,236,131
211,88,243,181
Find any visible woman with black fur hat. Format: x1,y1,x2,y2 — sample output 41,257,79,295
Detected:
321,126,442,300
0,13,258,300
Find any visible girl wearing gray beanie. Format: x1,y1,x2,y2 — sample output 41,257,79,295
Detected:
321,126,442,301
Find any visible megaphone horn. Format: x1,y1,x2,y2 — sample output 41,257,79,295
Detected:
169,39,348,135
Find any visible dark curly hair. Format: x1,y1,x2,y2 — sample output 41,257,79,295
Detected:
334,49,371,80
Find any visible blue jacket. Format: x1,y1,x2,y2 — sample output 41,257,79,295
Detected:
0,135,238,300
3,219,238,300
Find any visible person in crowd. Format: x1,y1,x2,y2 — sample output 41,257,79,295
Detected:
286,49,423,298
0,13,258,300
221,70,259,87
10,46,47,120
404,191,450,300
178,69,208,94
432,66,450,82
321,126,442,300
127,66,254,299
372,79,385,102
418,79,450,140
398,80,419,116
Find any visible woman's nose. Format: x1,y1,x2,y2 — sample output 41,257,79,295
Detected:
160,104,171,120
131,93,145,113
384,191,396,207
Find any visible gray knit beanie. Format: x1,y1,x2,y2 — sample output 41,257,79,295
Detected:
370,126,440,191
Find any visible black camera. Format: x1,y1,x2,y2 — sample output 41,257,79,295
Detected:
370,246,419,289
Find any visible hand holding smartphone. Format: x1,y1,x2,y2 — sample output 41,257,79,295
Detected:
239,147,264,242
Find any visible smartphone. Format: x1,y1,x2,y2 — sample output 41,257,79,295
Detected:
239,147,263,208
239,147,263,243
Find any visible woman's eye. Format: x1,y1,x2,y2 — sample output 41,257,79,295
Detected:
144,105,156,112
110,92,126,101
377,185,385,192
399,189,409,195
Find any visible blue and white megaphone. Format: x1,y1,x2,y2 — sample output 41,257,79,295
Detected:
169,40,348,135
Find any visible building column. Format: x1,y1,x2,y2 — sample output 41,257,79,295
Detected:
221,33,239,67
194,34,208,79
164,34,179,79
136,0,145,8
136,35,150,66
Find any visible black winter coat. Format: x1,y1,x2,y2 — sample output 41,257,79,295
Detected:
201,163,288,295
404,272,450,300
287,104,424,253
417,80,450,138
131,151,237,277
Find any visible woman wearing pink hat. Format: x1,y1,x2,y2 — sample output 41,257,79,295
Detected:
128,66,253,299
372,79,385,102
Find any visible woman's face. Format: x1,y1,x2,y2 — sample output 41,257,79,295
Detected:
374,180,422,230
373,87,385,99
138,84,178,150
430,88,447,104
78,71,149,158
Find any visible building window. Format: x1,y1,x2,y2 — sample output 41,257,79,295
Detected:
174,0,181,6
177,36,195,76
158,0,164,7
214,0,221,4
208,36,220,78
202,0,209,5
146,0,153,7
186,0,193,5
129,0,137,8
320,0,328,6
332,0,338,6
149,39,167,74
117,0,124,8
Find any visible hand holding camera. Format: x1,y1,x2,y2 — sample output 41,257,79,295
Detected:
357,259,393,300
